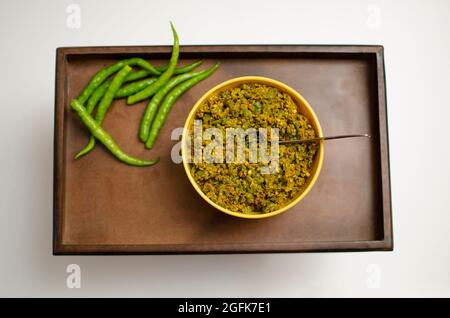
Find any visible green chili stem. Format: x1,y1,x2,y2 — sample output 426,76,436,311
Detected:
127,22,180,105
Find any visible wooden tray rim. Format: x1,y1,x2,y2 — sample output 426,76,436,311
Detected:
53,45,393,255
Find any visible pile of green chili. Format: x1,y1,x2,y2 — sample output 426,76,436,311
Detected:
70,22,220,167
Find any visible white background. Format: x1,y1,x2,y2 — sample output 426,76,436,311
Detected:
0,0,449,297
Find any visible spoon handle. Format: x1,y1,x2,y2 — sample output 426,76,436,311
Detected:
279,134,371,144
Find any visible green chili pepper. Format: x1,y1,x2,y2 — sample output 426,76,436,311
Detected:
86,81,110,114
77,58,160,105
71,99,159,167
86,69,157,114
118,61,203,100
122,58,160,75
86,77,156,114
86,61,202,113
145,62,220,149
115,77,157,98
127,22,180,105
122,69,153,82
139,68,211,142
75,65,132,159
155,60,203,75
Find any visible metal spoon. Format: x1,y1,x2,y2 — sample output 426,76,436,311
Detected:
279,134,371,144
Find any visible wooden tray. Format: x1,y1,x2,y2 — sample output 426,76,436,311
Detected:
54,45,392,254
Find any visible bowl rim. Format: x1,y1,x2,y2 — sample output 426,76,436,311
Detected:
181,76,324,219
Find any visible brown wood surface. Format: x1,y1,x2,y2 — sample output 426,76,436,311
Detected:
54,45,392,254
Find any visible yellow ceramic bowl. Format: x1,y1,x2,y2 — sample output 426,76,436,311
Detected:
182,76,324,219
